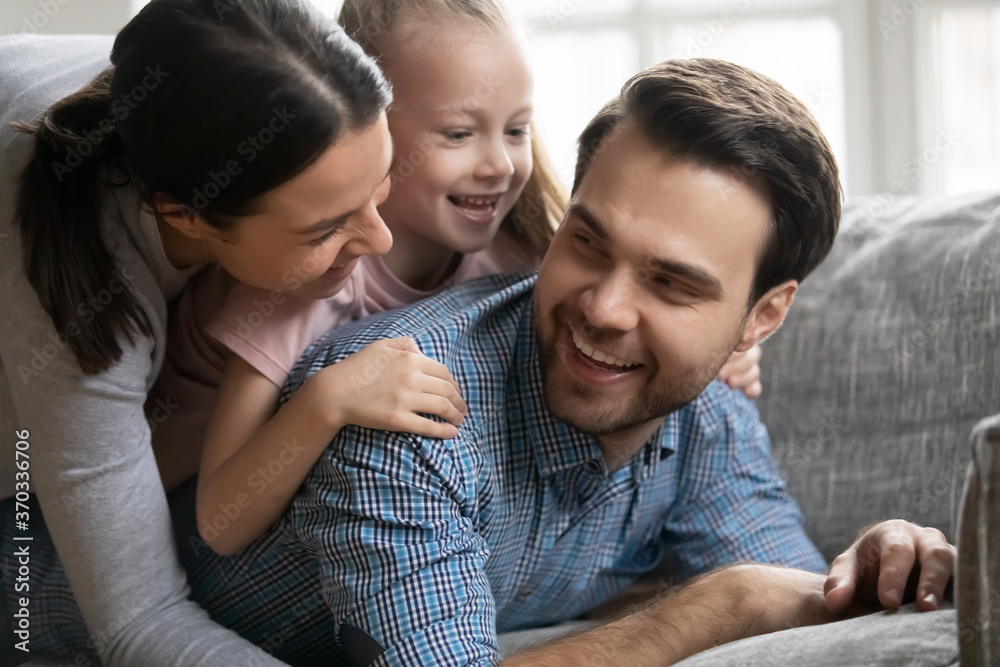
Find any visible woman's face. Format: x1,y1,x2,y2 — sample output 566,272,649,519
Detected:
203,114,394,299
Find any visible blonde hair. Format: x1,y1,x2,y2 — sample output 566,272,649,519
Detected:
339,0,568,261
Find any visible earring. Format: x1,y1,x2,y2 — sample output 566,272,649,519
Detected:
187,230,196,237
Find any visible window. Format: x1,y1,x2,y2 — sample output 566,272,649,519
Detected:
128,0,1000,197
931,4,1000,194
515,0,849,191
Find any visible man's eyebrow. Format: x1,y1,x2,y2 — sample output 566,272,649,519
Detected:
567,202,608,239
649,257,725,297
300,165,392,235
567,202,725,297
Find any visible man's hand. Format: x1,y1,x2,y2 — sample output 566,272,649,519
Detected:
824,520,956,613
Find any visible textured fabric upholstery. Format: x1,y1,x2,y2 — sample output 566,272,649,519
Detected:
758,192,1000,561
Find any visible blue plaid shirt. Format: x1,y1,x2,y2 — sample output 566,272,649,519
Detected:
11,272,825,666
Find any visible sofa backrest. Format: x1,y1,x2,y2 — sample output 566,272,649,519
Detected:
759,192,1000,562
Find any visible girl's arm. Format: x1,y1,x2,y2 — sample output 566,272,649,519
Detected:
196,337,468,556
718,343,764,398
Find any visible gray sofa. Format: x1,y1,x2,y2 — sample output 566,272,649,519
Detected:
758,191,998,561
501,192,1000,660
758,191,999,664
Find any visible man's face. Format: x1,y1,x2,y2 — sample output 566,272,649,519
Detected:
534,121,775,443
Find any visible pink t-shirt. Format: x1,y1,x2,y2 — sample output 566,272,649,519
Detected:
150,228,538,453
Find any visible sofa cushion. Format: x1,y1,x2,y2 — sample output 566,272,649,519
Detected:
758,192,1000,562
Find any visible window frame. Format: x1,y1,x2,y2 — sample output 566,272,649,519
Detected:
520,0,998,197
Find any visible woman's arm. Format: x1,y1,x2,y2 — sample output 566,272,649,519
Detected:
0,259,288,666
196,338,468,556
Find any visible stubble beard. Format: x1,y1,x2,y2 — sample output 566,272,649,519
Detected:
534,300,740,437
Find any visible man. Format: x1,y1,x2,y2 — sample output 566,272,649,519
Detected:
10,58,956,665
181,57,952,664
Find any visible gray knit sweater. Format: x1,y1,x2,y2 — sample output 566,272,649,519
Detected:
0,34,286,666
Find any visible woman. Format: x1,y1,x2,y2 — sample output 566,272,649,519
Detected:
0,1,394,664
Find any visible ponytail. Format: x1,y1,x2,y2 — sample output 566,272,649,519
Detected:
12,67,151,376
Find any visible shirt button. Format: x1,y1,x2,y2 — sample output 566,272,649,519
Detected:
518,587,532,598
585,460,601,472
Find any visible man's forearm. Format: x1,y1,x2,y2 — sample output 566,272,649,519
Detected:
501,564,835,667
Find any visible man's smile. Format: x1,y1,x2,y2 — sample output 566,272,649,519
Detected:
570,329,641,369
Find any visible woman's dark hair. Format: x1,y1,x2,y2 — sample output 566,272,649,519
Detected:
574,58,842,307
13,0,392,375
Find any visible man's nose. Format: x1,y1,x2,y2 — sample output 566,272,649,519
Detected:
579,270,639,332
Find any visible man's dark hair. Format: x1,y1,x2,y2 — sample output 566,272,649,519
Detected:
573,58,842,305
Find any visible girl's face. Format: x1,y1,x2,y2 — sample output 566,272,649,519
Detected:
199,115,394,299
377,20,534,254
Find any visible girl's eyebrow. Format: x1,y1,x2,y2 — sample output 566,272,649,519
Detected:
435,103,534,122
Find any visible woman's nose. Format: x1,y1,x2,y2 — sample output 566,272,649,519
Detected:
351,203,393,256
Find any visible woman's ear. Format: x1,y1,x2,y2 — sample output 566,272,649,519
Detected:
151,193,217,240
735,279,798,351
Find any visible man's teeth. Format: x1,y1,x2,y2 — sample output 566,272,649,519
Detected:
571,331,638,369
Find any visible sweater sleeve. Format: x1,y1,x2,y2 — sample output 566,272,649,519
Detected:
0,34,287,667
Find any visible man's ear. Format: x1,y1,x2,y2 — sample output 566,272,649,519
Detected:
735,279,798,352
152,193,217,240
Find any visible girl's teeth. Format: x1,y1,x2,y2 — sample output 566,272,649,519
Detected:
452,195,497,208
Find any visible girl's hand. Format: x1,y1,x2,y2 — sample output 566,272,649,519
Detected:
314,337,468,440
718,343,763,399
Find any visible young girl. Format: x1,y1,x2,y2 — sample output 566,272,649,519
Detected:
151,0,763,556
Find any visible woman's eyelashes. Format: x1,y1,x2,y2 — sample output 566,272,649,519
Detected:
309,228,339,247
